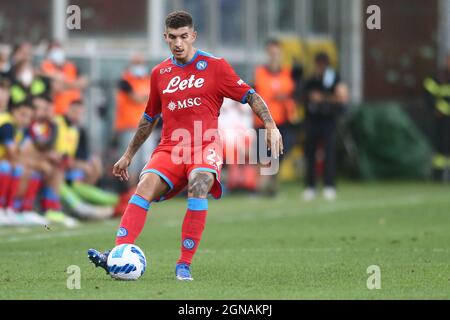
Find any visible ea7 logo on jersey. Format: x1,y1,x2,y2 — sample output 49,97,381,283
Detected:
163,75,205,94
167,97,202,111
160,67,172,74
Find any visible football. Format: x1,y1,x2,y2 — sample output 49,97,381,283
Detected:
107,244,147,280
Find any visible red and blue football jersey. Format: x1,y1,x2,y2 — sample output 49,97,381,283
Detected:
144,50,255,148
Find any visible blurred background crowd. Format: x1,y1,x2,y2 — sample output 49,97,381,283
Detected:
0,0,449,228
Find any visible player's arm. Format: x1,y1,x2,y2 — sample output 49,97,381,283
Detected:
246,91,284,159
125,116,159,159
113,116,159,181
0,123,19,162
217,59,284,159
113,67,161,181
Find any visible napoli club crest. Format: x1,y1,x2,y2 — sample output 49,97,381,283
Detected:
183,239,195,250
196,60,208,71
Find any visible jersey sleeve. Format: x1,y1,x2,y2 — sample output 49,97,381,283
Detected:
217,59,255,104
143,68,162,122
0,123,15,145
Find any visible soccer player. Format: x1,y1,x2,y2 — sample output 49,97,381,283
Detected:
0,101,34,225
88,11,283,281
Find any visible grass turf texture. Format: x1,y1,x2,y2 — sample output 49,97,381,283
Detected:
0,181,449,299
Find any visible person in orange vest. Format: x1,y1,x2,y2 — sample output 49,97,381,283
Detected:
115,53,160,187
254,38,298,196
40,41,88,115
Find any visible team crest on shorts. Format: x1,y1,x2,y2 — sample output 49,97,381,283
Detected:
196,60,208,71
183,238,195,250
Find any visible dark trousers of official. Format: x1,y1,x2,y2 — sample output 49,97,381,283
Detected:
435,116,450,156
304,122,336,188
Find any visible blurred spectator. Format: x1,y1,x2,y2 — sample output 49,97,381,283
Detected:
302,52,349,201
8,59,51,107
25,98,115,224
219,98,257,192
11,42,33,68
114,53,160,186
40,41,88,115
21,97,79,228
254,38,297,196
0,45,12,78
0,79,10,113
424,53,450,181
0,100,35,225
63,100,103,185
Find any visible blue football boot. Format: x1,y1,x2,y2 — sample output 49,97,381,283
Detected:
88,248,110,274
175,263,193,281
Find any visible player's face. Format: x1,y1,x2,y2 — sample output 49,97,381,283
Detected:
13,106,33,129
67,104,85,125
33,98,53,121
164,27,197,62
266,44,282,66
315,61,328,76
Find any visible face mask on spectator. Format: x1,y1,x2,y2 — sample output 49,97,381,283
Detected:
18,68,33,86
130,64,148,77
48,48,66,65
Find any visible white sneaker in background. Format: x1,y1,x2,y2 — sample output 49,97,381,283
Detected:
4,208,22,226
0,208,10,226
21,211,49,226
323,187,337,201
302,188,317,202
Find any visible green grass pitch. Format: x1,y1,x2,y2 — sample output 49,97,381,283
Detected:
1,182,449,299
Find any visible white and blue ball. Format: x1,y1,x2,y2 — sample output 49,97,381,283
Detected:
107,244,147,280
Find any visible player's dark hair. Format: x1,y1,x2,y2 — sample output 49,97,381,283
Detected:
315,52,330,65
9,99,33,112
165,11,194,30
32,94,53,105
266,38,281,48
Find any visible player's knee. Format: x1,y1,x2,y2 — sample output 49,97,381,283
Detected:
188,171,214,198
136,173,165,202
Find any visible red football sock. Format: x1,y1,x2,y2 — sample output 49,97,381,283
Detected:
115,194,150,245
0,161,12,208
41,187,61,211
6,165,23,210
21,172,42,211
177,198,208,266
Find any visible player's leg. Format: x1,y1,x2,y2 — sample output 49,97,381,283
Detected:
322,127,337,200
5,163,24,214
0,160,12,208
0,160,12,224
42,164,79,228
87,172,169,273
176,170,214,281
303,125,318,201
115,172,169,245
14,164,48,226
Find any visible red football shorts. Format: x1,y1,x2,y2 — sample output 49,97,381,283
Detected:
140,144,223,202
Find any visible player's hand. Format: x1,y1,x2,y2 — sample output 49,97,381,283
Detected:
265,124,284,159
113,155,131,182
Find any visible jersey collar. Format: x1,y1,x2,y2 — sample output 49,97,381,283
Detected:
171,50,199,68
